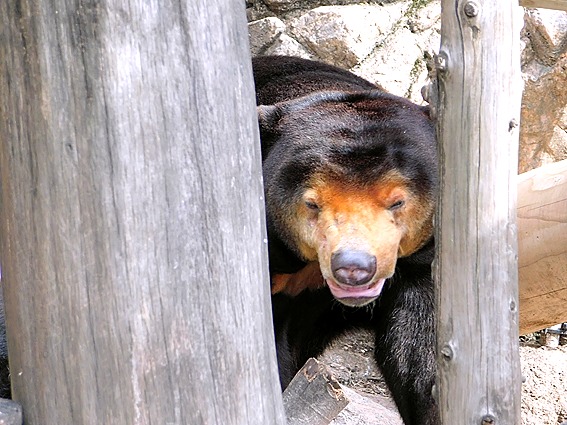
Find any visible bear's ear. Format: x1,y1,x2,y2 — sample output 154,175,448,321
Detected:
257,105,283,160
257,104,282,134
419,105,435,121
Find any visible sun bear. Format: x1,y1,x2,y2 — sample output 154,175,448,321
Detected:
253,55,439,425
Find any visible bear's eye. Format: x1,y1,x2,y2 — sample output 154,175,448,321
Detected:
388,200,405,211
305,201,320,212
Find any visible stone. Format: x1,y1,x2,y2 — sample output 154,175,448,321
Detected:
264,33,315,58
263,0,303,13
520,55,567,173
248,17,287,55
548,107,567,162
524,8,567,65
520,7,567,173
406,1,441,33
288,5,404,68
353,26,439,102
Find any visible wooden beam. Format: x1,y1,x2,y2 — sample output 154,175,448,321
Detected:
435,0,522,424
519,0,567,11
518,159,567,334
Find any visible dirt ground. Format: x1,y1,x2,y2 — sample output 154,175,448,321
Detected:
321,330,567,424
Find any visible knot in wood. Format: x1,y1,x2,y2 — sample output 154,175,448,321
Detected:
440,344,453,360
435,52,448,73
508,118,519,132
431,383,438,400
464,1,479,18
482,414,495,425
510,300,517,312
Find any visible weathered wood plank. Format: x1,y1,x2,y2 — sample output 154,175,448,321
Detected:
434,0,523,423
0,1,285,424
519,0,567,11
283,358,349,425
518,159,567,334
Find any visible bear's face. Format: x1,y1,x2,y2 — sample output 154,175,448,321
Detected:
260,91,437,307
286,171,434,307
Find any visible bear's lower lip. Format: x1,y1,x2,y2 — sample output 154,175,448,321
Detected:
326,278,386,306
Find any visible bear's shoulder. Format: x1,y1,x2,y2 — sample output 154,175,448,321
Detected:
253,55,379,105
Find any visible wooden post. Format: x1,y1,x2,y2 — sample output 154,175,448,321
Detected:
0,2,285,424
434,0,522,424
517,159,567,334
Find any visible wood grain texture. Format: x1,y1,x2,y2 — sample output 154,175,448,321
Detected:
435,1,523,424
282,358,349,425
519,0,567,11
0,1,285,424
518,160,567,333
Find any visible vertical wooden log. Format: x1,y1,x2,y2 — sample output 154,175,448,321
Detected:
434,1,522,424
0,1,285,425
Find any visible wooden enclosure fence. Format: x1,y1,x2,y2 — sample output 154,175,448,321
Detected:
0,1,286,424
0,0,566,424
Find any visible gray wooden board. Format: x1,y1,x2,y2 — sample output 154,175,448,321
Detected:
0,1,285,424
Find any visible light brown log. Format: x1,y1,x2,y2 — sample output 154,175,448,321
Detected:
519,0,567,11
435,0,522,424
518,159,567,334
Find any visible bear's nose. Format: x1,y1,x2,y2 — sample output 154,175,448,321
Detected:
331,250,377,286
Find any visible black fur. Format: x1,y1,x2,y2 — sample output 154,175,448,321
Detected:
253,56,439,425
0,289,11,399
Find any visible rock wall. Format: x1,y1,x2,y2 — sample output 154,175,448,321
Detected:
521,8,567,172
247,0,567,173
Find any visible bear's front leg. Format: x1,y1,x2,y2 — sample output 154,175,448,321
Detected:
271,289,356,390
371,275,439,425
271,261,325,297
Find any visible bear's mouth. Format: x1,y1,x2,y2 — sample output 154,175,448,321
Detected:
326,278,386,307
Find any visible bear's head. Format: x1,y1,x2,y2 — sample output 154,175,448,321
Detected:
260,91,437,307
